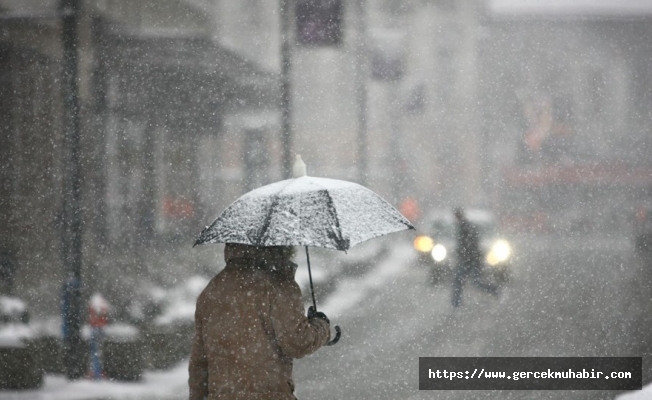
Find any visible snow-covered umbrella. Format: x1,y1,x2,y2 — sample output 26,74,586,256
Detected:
194,155,415,344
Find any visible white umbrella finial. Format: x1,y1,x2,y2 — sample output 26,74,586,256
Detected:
293,154,307,178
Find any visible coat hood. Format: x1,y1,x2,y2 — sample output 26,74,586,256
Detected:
224,243,264,263
224,243,297,281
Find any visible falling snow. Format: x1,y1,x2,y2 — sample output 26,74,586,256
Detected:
1,0,652,399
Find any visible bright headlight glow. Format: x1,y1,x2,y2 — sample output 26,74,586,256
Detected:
431,244,447,262
486,239,512,266
414,236,434,253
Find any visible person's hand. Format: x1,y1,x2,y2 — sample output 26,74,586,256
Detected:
307,306,330,324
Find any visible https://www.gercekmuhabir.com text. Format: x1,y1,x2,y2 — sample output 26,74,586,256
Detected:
419,357,642,390
428,367,632,381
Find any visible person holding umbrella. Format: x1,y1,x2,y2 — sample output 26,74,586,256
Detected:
188,243,331,400
191,155,414,399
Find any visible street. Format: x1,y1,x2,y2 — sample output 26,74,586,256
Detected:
0,234,650,400
294,234,652,400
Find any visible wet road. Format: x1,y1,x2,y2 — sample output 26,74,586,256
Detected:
293,235,652,400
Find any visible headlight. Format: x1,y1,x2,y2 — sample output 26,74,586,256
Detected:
432,244,447,262
414,236,434,253
486,239,512,266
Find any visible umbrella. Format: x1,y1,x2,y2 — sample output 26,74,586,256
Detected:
194,155,415,344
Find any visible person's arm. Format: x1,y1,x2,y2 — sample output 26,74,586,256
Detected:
271,281,330,359
188,293,209,400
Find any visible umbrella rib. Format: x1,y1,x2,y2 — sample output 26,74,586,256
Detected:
257,179,295,245
299,180,343,241
257,194,280,245
322,189,347,250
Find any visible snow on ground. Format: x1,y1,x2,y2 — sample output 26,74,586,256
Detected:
616,384,652,400
0,323,33,348
319,241,414,317
0,243,410,400
0,362,189,400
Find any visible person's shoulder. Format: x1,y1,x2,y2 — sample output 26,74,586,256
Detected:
197,269,228,298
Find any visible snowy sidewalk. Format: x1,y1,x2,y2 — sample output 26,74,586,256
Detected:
0,242,412,400
0,362,189,400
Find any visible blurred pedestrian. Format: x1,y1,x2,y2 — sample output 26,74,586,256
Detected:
451,208,498,307
88,293,109,379
189,244,331,400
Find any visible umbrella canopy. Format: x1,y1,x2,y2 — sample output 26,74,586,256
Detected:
194,176,414,250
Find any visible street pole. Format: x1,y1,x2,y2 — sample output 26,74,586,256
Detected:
355,0,368,186
59,0,85,380
388,80,402,204
457,1,480,206
280,0,293,179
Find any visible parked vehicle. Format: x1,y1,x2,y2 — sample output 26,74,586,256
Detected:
413,209,513,285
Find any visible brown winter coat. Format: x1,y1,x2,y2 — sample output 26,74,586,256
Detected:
188,245,331,400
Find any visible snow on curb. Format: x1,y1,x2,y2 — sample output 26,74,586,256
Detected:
319,242,414,317
0,362,189,400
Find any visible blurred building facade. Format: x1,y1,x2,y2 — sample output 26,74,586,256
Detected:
480,1,652,233
0,0,280,314
2,0,652,314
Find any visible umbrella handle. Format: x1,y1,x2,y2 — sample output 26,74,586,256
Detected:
326,325,341,346
305,246,318,311
305,246,340,346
